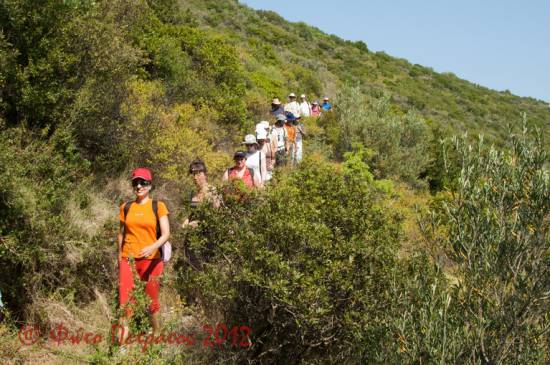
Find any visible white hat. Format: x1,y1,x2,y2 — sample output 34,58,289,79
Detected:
256,129,268,140
272,97,281,105
300,94,306,98
242,134,258,145
288,92,296,98
323,96,329,101
256,121,270,130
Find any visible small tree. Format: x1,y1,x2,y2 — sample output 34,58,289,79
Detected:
426,126,549,363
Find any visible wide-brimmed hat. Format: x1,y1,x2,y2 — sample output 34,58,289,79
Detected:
288,92,296,98
132,167,152,181
300,94,306,98
312,100,319,105
242,134,258,145
256,129,268,140
272,98,281,105
256,121,270,130
323,96,329,101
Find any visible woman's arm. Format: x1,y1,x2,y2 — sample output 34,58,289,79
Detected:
222,169,229,181
139,215,170,258
260,152,268,182
254,171,263,188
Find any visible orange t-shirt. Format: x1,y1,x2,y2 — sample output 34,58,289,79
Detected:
119,199,169,260
284,124,296,142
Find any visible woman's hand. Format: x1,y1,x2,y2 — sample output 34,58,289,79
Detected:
182,218,199,228
139,244,159,258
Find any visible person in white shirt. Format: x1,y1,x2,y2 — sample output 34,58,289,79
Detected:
242,134,267,185
299,94,312,117
284,93,301,118
273,114,289,166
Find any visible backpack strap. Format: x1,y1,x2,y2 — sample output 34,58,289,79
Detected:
152,199,161,239
123,201,133,221
121,201,133,251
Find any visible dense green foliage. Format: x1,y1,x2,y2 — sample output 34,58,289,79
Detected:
422,129,549,363
179,158,406,363
0,0,548,363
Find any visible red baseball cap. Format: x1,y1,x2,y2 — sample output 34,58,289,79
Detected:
131,167,152,181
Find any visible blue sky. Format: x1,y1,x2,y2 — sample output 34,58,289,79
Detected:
241,0,550,102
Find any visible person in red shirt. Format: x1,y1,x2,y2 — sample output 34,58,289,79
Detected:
117,167,170,344
222,151,262,189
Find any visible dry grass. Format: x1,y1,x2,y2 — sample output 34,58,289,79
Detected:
3,266,211,364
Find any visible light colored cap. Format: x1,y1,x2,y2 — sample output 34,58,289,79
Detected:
276,114,287,122
300,94,306,98
256,121,270,135
272,98,281,105
256,129,268,140
323,96,329,101
312,100,319,105
242,134,258,145
288,92,296,98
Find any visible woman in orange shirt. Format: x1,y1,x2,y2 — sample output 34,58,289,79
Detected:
117,167,170,342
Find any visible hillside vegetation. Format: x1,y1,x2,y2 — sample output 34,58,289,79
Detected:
0,0,548,364
182,0,549,148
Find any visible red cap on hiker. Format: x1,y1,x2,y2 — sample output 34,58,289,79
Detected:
132,167,153,182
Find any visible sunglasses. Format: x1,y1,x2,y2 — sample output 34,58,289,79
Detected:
132,179,151,188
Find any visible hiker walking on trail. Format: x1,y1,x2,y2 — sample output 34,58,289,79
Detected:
299,94,312,117
284,93,301,118
223,151,262,189
284,113,298,165
322,97,332,111
117,168,170,342
256,122,276,181
242,134,267,183
182,159,221,229
311,100,322,117
294,117,306,162
273,114,289,167
270,97,285,118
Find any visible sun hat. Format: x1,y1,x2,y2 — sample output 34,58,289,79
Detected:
256,121,270,132
288,92,296,98
272,98,281,105
131,167,152,181
256,129,268,140
300,94,306,98
242,134,258,145
312,100,319,105
323,96,329,101
234,151,247,160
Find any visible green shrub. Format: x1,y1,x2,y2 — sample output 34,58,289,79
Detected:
423,126,549,363
176,158,408,363
333,85,431,187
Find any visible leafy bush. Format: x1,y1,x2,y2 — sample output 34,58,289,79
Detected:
0,124,112,318
332,85,431,187
422,127,549,363
176,158,410,363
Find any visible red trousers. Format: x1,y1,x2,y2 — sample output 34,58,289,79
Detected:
119,258,163,315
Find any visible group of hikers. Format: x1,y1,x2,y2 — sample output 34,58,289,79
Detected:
222,93,333,189
116,93,332,346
